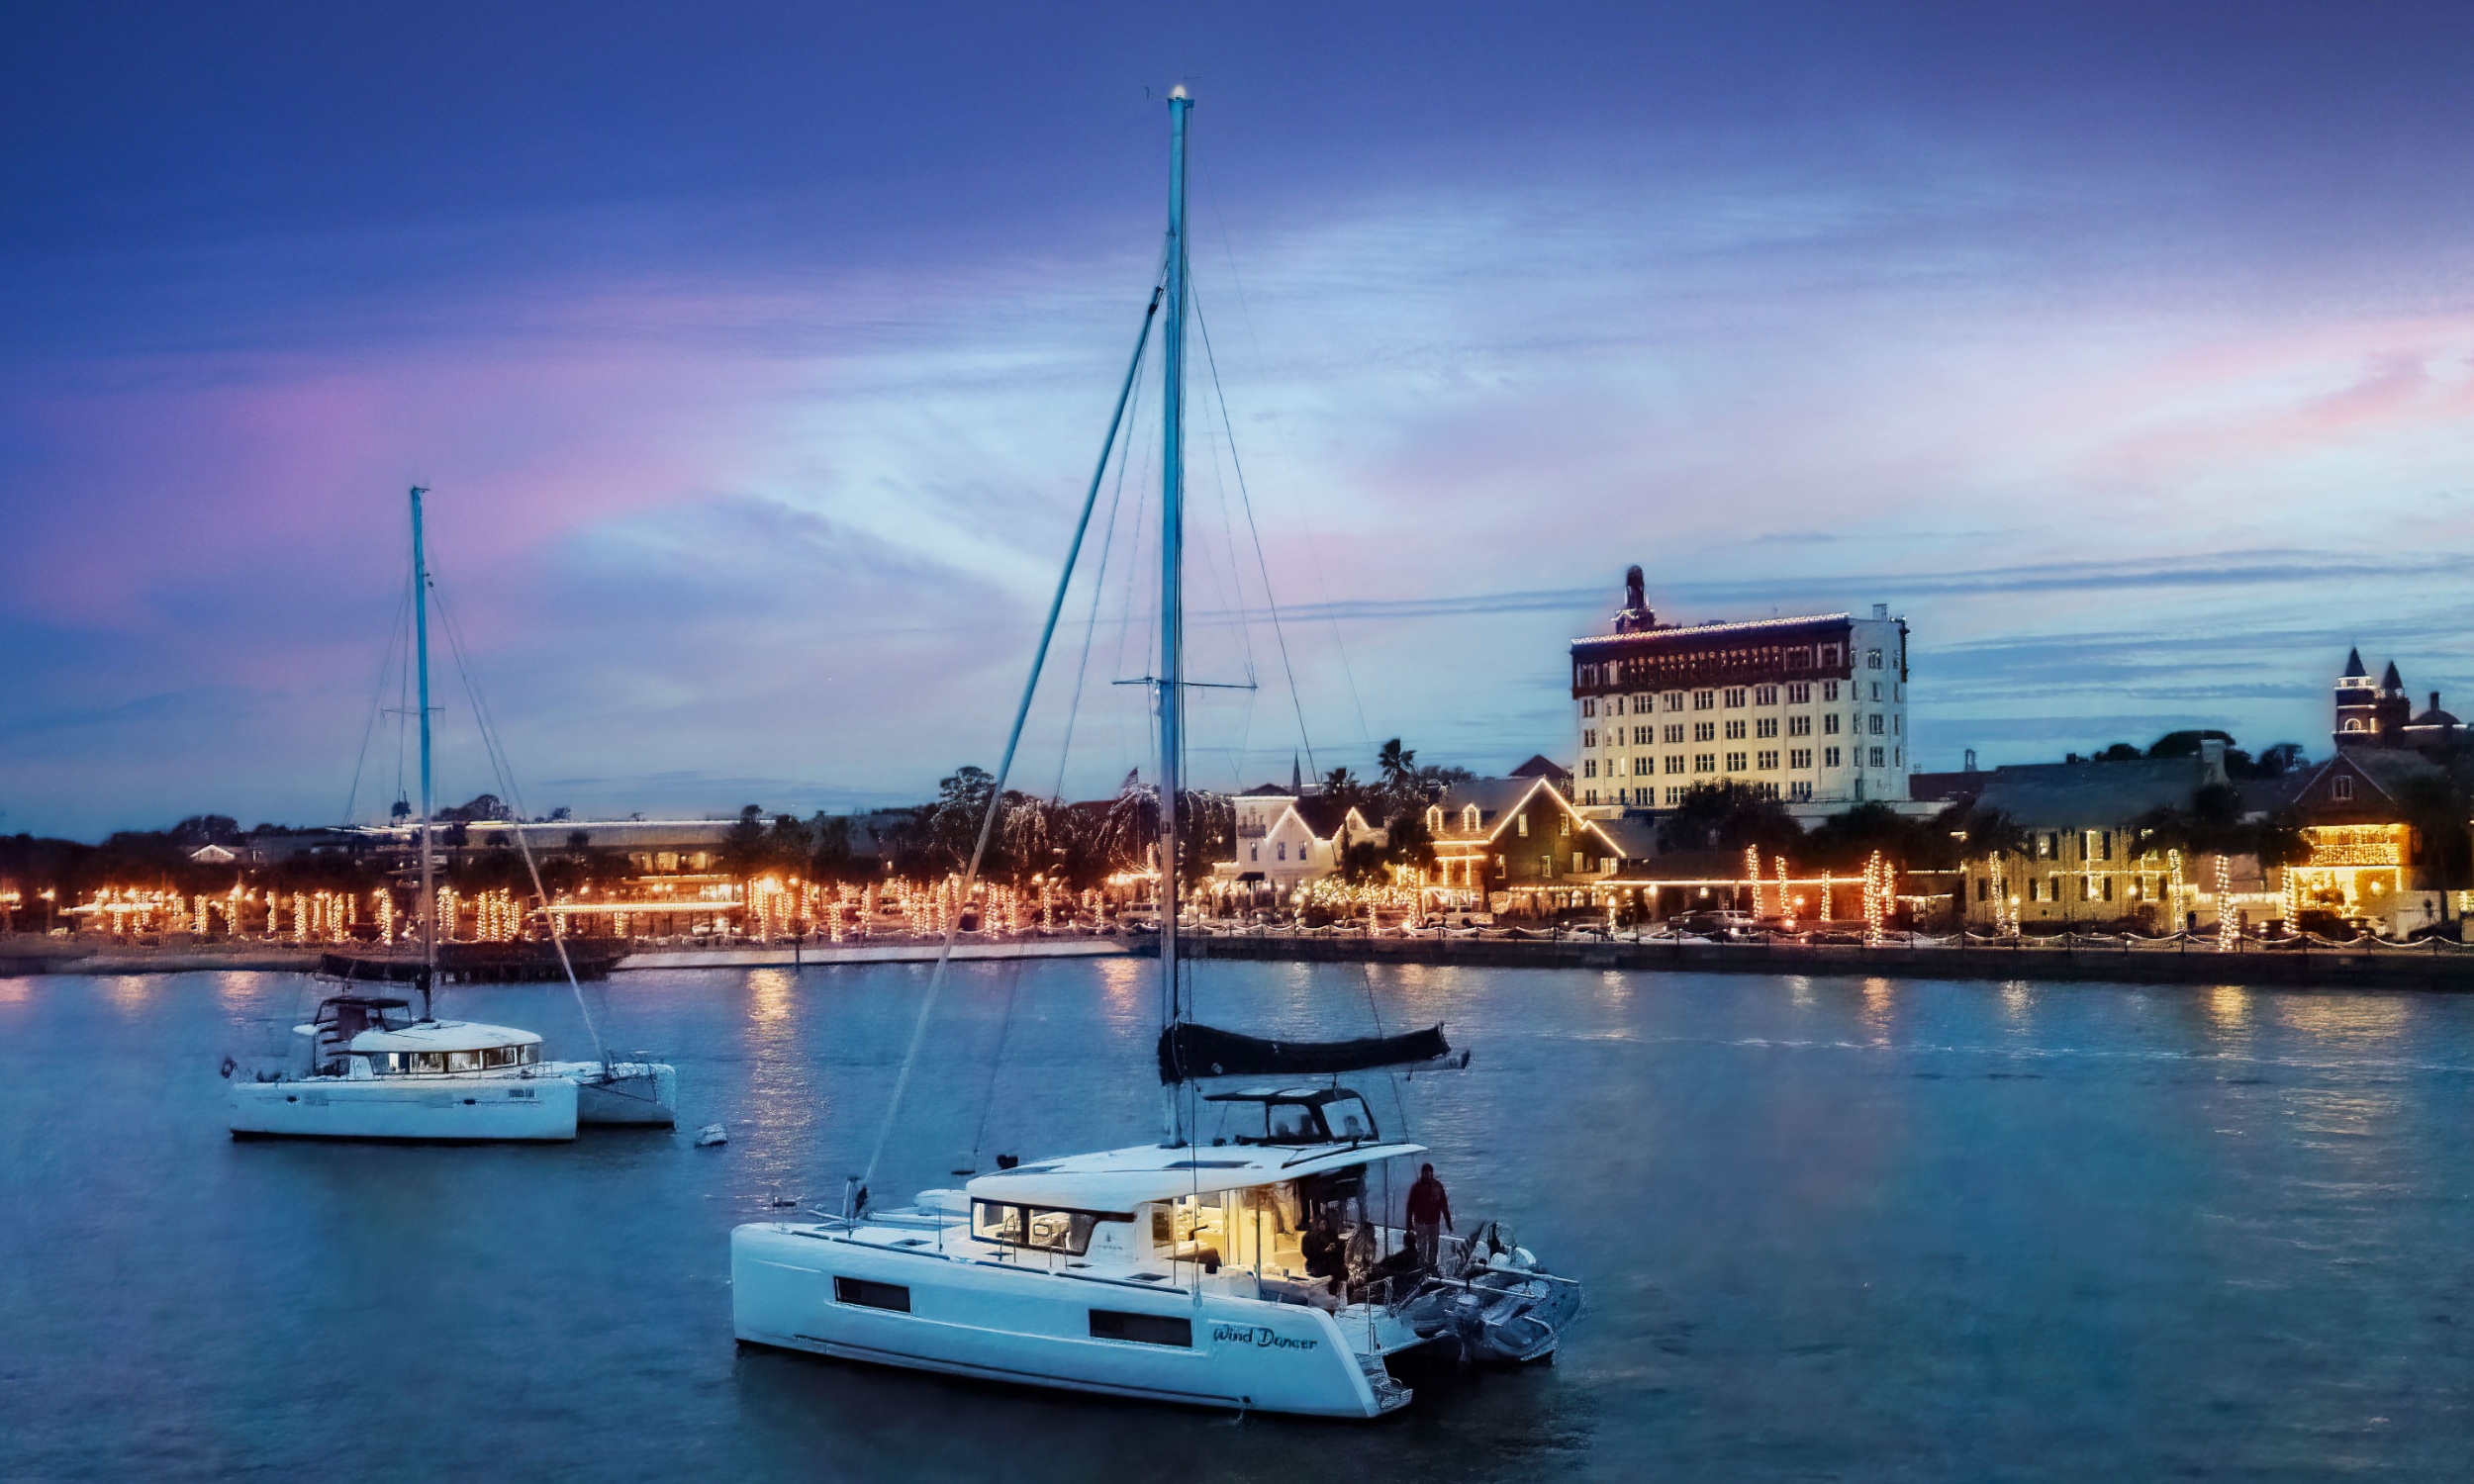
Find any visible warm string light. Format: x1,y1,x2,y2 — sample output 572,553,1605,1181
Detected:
1773,857,1793,931
1861,850,1889,946
1745,846,1765,918
2216,855,2236,951
2166,850,2186,936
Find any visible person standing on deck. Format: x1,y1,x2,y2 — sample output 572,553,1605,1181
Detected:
1406,1162,1454,1271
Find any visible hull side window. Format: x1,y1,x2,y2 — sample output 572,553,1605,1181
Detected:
1090,1310,1191,1347
833,1276,911,1313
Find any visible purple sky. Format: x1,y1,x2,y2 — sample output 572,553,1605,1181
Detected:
8,3,2474,839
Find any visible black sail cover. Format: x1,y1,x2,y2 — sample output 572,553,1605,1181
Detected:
1157,1022,1453,1084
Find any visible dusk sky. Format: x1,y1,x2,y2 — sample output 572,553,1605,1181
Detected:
8,3,2474,839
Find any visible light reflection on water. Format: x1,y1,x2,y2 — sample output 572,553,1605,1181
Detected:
0,962,2468,1481
2207,982,2252,1033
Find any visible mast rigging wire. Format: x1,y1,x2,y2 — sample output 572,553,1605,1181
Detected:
341,568,416,827
427,577,609,1067
1190,288,1317,783
858,277,1168,1207
969,308,1159,1170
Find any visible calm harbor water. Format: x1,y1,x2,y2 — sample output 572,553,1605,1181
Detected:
2,959,2470,1481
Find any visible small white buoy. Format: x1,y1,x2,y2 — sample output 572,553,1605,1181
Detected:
695,1123,728,1147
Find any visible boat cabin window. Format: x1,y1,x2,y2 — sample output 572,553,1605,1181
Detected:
385,1045,535,1073
1268,1103,1318,1142
1150,1193,1229,1268
1224,1093,1380,1146
973,1201,1122,1256
1325,1097,1375,1141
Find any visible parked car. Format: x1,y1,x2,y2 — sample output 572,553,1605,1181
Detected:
1665,910,1760,940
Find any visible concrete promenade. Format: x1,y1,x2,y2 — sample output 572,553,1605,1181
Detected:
12,930,2473,991
0,935,1136,976
1182,930,2474,991
610,938,1133,970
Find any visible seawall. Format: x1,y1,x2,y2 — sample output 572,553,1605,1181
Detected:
1180,932,2474,991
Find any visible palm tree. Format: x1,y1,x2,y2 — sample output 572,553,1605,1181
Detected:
1376,738,1416,799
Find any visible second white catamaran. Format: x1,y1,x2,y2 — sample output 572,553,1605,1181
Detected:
732,90,1578,1416
226,485,675,1142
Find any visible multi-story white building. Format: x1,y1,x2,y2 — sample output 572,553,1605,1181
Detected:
1569,567,1911,816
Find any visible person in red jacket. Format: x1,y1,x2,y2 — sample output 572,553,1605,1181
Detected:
1405,1162,1454,1272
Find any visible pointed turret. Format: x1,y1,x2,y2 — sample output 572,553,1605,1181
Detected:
2381,660,2406,695
2333,648,2384,751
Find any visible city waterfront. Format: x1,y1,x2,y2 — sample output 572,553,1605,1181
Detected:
3,961,2468,1480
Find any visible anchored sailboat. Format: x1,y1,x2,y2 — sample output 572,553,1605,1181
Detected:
225,487,675,1141
730,91,1578,1414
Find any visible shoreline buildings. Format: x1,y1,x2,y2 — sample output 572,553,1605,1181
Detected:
1568,567,1912,820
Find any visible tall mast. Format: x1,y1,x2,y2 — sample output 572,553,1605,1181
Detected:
411,486,436,1017
1157,89,1190,1118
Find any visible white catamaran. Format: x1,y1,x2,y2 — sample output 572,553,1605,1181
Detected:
731,91,1578,1415
226,486,675,1142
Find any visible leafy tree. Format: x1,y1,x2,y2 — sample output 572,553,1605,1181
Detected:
2394,773,2471,890
169,815,240,848
1940,802,2031,868
719,804,770,878
2095,743,2142,762
926,768,1002,875
2251,742,2309,778
438,793,509,823
2146,730,2237,760
1340,837,1391,884
1318,767,1364,808
1381,807,1436,875
808,813,859,881
1177,792,1233,887
1803,800,1924,872
1656,782,1800,855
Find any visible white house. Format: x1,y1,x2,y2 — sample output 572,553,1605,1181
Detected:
1214,792,1388,892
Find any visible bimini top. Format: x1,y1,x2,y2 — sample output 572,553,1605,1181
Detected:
962,1138,1425,1213
334,1019,544,1056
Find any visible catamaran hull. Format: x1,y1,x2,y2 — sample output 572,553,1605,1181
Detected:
731,1224,1404,1418
546,1061,678,1126
228,1075,578,1141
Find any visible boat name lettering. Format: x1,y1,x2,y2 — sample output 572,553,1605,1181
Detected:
1209,1323,1317,1352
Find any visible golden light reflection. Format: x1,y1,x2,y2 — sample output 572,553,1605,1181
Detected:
2276,995,2413,1044
1784,974,1815,1008
0,977,29,1006
1860,976,1893,1038
747,968,796,1025
2000,982,2031,1019
2205,984,2250,1032
1096,955,1144,1014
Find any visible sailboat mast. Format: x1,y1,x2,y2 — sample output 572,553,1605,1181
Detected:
411,486,436,1016
1156,89,1190,1089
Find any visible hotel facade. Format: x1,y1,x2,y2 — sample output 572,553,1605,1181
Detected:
1569,567,1912,816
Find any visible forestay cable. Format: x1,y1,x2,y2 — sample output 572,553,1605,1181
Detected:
857,279,1166,1211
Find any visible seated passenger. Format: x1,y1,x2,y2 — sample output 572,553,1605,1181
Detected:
1300,1213,1342,1294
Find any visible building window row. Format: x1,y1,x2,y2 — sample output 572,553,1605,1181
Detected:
1575,644,1852,692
